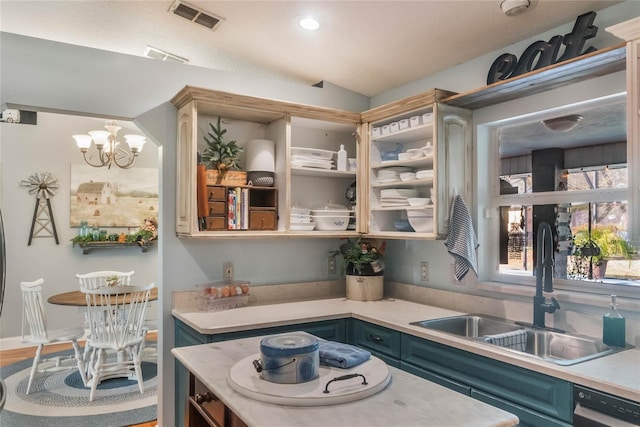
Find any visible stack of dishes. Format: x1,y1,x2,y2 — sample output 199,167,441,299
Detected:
311,202,351,231
290,207,315,231
416,169,434,180
291,147,335,170
376,167,413,184
379,188,419,207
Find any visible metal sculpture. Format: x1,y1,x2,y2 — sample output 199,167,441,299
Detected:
21,172,60,245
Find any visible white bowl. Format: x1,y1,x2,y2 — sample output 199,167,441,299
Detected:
407,197,430,207
399,172,416,182
407,209,433,218
407,215,433,233
312,215,350,231
398,152,412,161
311,209,351,215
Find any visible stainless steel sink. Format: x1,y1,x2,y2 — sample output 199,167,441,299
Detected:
410,315,524,338
410,314,631,365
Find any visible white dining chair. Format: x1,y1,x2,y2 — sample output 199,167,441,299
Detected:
20,278,88,394
81,282,154,401
75,270,134,289
75,270,135,365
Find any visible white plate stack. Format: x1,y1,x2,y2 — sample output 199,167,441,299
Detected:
379,188,419,207
291,147,336,170
290,207,316,231
376,167,414,184
415,169,434,180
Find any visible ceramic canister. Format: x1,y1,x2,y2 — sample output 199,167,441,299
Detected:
259,332,319,384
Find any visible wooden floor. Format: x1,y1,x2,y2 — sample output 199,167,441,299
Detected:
0,333,158,427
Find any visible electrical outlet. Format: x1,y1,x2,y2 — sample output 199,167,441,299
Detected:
224,262,233,279
420,262,429,281
327,256,336,274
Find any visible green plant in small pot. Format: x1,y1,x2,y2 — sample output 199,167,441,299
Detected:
201,116,243,174
337,238,386,301
570,224,635,280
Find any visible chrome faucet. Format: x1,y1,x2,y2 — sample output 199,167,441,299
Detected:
533,222,561,328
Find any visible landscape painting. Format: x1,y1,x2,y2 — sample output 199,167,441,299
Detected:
70,164,158,227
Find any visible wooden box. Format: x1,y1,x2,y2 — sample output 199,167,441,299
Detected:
207,186,227,201
205,217,226,231
208,202,226,216
249,210,277,230
205,170,247,186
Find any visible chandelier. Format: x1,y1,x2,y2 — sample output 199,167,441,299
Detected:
72,121,146,169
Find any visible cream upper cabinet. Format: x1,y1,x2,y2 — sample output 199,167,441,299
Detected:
361,89,471,239
171,86,361,238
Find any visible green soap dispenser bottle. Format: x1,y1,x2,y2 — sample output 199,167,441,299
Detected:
603,294,626,347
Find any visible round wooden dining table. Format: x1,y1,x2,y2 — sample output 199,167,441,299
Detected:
48,287,159,306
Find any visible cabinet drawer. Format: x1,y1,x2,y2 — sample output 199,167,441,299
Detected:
208,202,226,216
207,186,227,201
348,319,401,359
205,217,226,231
249,210,276,230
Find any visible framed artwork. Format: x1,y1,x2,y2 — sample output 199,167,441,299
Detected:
70,164,158,227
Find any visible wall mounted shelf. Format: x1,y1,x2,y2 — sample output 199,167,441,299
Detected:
74,241,156,255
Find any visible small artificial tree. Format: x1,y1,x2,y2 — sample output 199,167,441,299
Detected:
201,116,243,173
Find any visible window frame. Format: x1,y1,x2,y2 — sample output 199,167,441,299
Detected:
476,91,640,300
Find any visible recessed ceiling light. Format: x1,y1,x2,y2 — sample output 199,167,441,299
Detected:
299,16,320,31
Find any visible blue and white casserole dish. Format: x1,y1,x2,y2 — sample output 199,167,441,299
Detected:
259,332,319,384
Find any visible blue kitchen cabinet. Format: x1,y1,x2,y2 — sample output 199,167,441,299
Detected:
174,318,347,426
347,318,402,367
401,333,573,426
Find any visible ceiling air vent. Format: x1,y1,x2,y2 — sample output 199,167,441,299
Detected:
143,46,189,64
169,0,224,30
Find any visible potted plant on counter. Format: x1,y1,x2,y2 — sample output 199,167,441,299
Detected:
337,238,386,301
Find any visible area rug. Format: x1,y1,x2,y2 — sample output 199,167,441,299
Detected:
0,344,157,427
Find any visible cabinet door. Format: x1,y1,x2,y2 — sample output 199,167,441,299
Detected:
401,360,471,395
176,101,198,235
434,102,473,237
401,334,573,423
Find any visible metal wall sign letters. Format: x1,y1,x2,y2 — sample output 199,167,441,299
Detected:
487,11,598,85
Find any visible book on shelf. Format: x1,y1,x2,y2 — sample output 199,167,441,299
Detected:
227,187,249,230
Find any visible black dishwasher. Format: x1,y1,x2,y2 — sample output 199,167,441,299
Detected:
574,385,640,426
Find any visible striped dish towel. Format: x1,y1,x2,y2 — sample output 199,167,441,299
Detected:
483,330,528,352
444,195,479,281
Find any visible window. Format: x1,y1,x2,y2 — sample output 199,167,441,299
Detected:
484,93,639,297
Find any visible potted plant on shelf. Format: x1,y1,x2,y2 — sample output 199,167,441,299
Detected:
201,116,246,186
569,224,635,280
337,238,386,301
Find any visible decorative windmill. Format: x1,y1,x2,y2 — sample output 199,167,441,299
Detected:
21,172,60,245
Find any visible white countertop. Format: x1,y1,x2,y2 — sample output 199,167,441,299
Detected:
172,335,519,427
173,297,640,402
